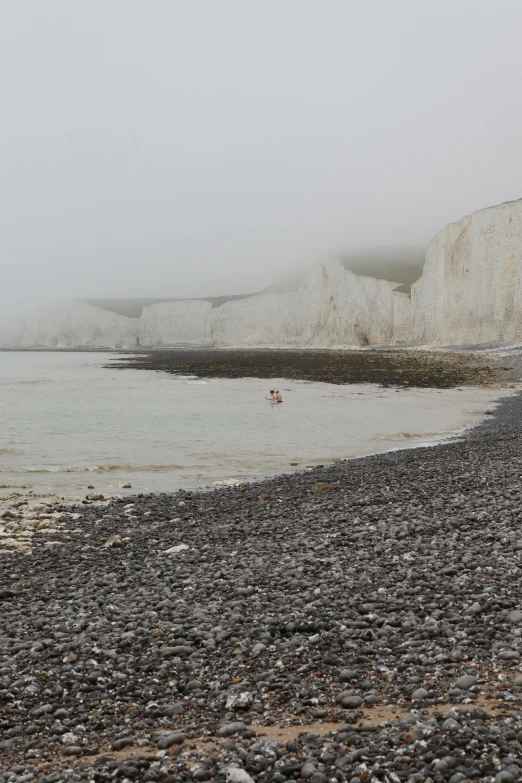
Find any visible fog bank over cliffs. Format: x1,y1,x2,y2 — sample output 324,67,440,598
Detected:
2,199,522,349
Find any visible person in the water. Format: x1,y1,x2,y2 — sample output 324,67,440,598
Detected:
266,390,276,402
274,390,283,403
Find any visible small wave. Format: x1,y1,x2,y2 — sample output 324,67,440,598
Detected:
89,464,185,473
9,379,53,385
0,448,20,456
184,380,208,385
1,463,186,474
372,431,438,442
175,375,198,380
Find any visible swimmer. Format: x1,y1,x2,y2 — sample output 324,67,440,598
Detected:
266,390,276,402
274,390,283,403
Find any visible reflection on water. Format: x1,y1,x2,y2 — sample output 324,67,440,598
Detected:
0,351,510,498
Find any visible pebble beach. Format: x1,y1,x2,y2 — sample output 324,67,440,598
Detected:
2,379,522,782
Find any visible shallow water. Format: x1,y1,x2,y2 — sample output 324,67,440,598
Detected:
0,351,510,498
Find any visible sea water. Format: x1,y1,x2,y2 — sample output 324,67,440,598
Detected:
0,351,511,498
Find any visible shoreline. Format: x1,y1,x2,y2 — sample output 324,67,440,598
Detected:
2,392,522,777
0,383,512,506
1,343,517,388
0,389,505,508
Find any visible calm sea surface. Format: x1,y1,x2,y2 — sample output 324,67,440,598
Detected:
0,352,510,499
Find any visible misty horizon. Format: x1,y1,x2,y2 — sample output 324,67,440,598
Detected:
2,1,522,318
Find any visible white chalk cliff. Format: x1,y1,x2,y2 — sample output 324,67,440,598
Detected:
2,198,522,349
412,198,522,345
139,300,213,346
211,260,406,346
1,301,138,349
0,261,410,349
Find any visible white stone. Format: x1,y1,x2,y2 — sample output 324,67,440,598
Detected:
225,770,255,783
164,543,189,554
225,691,254,710
61,732,79,744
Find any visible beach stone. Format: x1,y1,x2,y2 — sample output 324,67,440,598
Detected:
339,669,358,681
300,762,317,779
112,737,134,751
164,543,189,554
217,722,246,737
120,768,139,780
443,718,462,732
163,702,185,716
63,746,83,756
119,482,132,489
31,703,53,718
225,770,255,783
104,534,123,547
507,609,522,624
455,674,477,690
311,483,334,493
192,764,213,781
225,691,254,711
156,732,185,749
337,694,363,708
161,644,194,657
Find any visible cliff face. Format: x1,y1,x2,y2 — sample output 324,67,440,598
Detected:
4,197,522,350
412,199,522,345
0,260,412,349
209,260,410,347
214,262,360,346
139,300,212,346
2,301,139,349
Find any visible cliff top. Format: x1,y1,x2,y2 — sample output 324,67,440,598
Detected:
81,294,254,319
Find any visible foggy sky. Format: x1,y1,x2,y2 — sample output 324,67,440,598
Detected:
2,0,522,316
